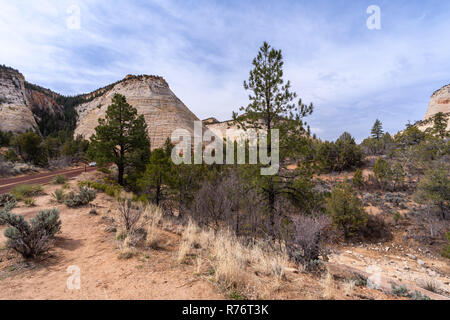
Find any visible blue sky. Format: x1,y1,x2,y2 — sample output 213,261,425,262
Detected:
0,0,449,141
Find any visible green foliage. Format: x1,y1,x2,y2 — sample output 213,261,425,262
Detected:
65,186,96,208
394,125,427,147
442,232,450,259
414,166,450,220
61,134,89,160
326,182,368,238
4,148,19,162
352,169,365,189
393,211,401,223
11,184,44,201
0,193,16,207
24,198,36,207
138,148,174,205
11,131,47,165
391,283,410,297
78,180,123,198
88,94,151,186
51,175,67,185
391,162,406,190
31,209,62,237
373,158,392,190
230,42,318,238
361,133,394,155
316,132,363,172
430,112,449,138
97,167,111,174
390,283,431,300
0,131,14,147
0,206,61,259
51,189,65,203
371,119,384,140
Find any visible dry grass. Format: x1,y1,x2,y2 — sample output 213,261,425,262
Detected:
142,203,163,249
177,219,201,263
117,236,137,259
344,279,356,297
321,269,336,300
419,277,441,293
176,221,291,299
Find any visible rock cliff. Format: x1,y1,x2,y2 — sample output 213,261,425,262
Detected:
74,75,200,149
0,65,65,135
417,84,450,131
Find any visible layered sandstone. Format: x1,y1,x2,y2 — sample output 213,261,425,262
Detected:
418,84,450,131
0,66,39,133
74,75,200,149
0,66,65,134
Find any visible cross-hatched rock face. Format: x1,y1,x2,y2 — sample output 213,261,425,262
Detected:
0,67,39,133
75,75,200,149
422,84,450,131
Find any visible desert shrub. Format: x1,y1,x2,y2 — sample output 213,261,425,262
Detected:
79,180,122,198
51,175,67,184
442,232,450,259
116,198,142,234
359,214,391,241
414,166,449,220
11,184,44,201
191,173,266,238
24,198,36,207
390,283,431,300
51,189,65,203
31,209,62,237
11,131,48,166
0,200,16,225
4,149,19,162
285,215,330,270
0,193,16,207
326,182,368,238
316,133,363,173
97,167,111,174
0,207,61,259
352,169,364,189
373,158,392,190
65,186,96,208
394,125,427,147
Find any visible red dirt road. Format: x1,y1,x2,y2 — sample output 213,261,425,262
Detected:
0,166,97,194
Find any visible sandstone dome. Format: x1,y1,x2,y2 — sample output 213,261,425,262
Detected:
423,83,450,130
74,75,200,149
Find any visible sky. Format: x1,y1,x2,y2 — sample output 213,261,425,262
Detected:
0,0,449,142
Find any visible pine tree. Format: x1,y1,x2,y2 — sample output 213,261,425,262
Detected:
432,112,448,138
415,166,449,220
232,42,316,239
88,94,151,186
326,182,368,238
138,148,174,206
371,119,384,140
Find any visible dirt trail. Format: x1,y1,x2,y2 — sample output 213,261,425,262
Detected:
0,188,222,300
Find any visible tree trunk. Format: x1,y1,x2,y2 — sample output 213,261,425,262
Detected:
118,163,124,186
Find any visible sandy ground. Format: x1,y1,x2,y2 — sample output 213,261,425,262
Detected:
0,174,447,300
0,183,222,300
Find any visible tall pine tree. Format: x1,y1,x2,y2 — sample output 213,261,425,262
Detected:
232,42,317,239
371,119,384,140
88,94,151,186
